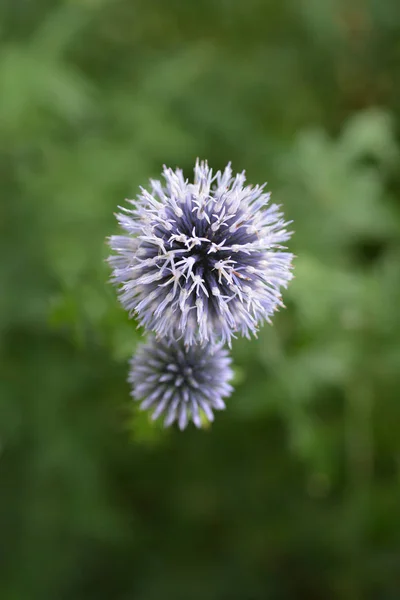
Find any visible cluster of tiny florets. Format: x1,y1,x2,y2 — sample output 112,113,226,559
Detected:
108,160,293,429
109,160,293,347
129,337,233,430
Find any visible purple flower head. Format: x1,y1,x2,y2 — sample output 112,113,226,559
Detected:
109,161,293,346
129,337,233,430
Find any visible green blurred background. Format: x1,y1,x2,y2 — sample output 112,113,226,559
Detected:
2,0,400,598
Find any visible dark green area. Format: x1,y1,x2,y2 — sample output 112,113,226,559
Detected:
2,0,400,598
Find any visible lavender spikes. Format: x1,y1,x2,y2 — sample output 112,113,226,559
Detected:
108,160,293,347
129,337,233,430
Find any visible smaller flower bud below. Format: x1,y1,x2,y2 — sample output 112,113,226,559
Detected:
129,337,234,430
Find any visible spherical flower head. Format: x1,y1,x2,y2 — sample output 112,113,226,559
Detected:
109,160,293,346
129,337,234,430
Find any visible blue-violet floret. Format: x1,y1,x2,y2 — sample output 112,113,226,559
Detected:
129,337,233,429
109,161,293,346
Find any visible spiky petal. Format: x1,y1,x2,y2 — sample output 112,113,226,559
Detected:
129,337,233,429
109,160,293,346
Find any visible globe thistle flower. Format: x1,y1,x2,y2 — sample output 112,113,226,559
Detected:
129,337,234,430
109,160,293,346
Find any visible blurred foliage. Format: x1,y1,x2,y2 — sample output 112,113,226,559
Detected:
2,0,400,598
